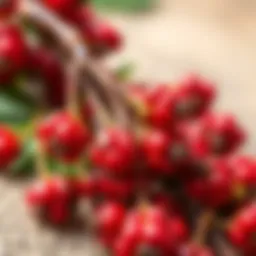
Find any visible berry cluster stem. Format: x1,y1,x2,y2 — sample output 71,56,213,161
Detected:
65,59,81,118
193,209,215,245
18,0,134,130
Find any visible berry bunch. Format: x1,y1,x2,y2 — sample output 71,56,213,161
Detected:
0,1,255,256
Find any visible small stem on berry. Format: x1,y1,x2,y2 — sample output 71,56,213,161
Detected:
65,60,81,119
193,209,215,245
35,140,48,179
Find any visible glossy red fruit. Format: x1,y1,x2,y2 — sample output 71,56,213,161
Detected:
38,112,90,162
228,203,256,254
128,84,175,128
27,47,65,107
68,5,95,26
96,202,126,247
178,243,214,256
114,205,187,256
229,156,256,188
47,200,70,224
174,74,215,119
186,114,245,157
141,129,188,174
0,0,16,19
0,126,20,169
90,128,136,176
74,177,98,198
25,178,72,225
26,178,69,206
43,0,79,17
94,22,122,51
97,177,134,201
114,210,141,256
146,85,176,130
168,216,189,247
0,24,27,84
186,159,233,207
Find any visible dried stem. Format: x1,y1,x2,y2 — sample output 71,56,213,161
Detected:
35,140,48,178
18,0,134,129
65,59,81,118
193,209,215,245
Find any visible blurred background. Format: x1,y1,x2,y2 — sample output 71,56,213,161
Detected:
2,0,256,255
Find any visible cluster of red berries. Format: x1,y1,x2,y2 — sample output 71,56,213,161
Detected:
0,1,255,256
0,0,121,107
24,73,255,255
42,0,122,53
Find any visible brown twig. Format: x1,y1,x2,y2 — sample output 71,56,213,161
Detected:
35,139,48,179
193,209,215,245
18,0,134,129
65,59,81,117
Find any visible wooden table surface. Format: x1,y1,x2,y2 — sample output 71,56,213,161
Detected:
1,1,256,255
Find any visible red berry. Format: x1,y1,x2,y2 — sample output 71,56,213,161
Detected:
25,178,74,225
0,24,27,83
114,211,141,256
146,86,176,130
67,5,95,25
128,84,177,129
96,202,126,247
73,177,98,198
186,159,233,207
0,126,20,169
114,205,186,256
38,112,90,162
27,47,65,107
47,200,69,225
26,178,69,206
186,113,245,157
141,129,188,174
94,22,122,51
168,216,189,247
175,74,215,118
230,156,256,188
90,128,136,175
43,0,79,17
97,177,134,201
228,203,256,254
0,0,16,19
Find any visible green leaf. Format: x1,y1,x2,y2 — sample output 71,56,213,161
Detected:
0,86,36,125
115,63,135,82
92,0,154,12
11,139,36,176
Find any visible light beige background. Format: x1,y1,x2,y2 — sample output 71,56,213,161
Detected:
1,1,256,255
